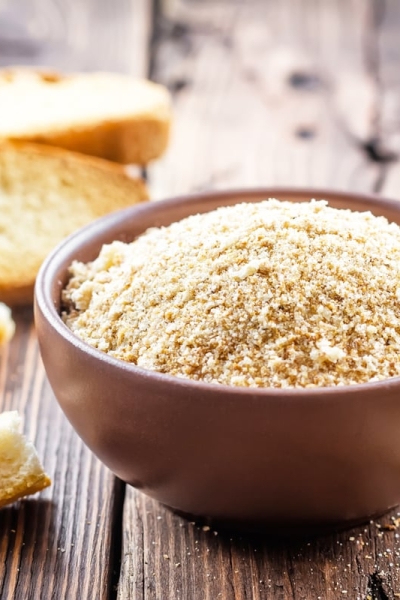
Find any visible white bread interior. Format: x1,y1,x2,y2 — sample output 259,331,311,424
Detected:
0,411,51,509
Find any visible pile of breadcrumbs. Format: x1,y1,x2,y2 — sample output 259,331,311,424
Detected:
62,199,400,388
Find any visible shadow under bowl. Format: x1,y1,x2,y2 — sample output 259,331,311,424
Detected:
34,187,400,534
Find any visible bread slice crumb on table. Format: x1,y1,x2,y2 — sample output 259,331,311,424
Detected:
0,68,171,165
0,411,51,509
0,141,149,306
0,302,15,345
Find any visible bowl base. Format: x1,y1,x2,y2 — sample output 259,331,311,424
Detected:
168,506,398,539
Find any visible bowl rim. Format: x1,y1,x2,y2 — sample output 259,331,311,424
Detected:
35,185,400,399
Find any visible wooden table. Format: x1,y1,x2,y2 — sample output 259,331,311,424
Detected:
2,0,400,598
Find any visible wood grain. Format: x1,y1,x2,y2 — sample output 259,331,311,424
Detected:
0,1,151,598
120,0,400,599
0,308,125,600
2,0,400,599
373,0,400,199
120,490,400,600
148,0,386,199
0,0,151,75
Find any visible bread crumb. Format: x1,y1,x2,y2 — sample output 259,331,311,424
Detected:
63,199,400,388
0,411,51,508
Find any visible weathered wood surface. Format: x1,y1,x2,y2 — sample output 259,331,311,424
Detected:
0,309,126,599
121,494,400,600
149,0,390,198
0,1,151,599
0,0,151,75
2,0,400,599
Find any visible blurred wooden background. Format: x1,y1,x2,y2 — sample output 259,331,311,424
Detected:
1,0,400,599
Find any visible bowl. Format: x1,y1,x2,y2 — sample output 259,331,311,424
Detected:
34,188,400,534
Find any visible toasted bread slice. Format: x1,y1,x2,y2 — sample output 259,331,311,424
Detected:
0,411,51,509
0,302,15,345
0,141,148,305
0,68,171,165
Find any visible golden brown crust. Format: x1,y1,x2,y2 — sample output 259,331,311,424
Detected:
0,283,34,307
0,66,65,83
0,139,151,184
0,473,51,508
10,115,171,166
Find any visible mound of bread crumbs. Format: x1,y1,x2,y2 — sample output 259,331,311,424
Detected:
62,199,400,388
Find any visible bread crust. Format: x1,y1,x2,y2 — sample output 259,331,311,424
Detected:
0,138,151,184
0,284,34,307
0,473,51,508
0,411,51,508
9,114,171,165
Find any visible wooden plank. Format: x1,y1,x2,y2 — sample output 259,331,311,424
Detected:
120,0,400,598
0,0,152,75
373,0,400,199
121,490,400,600
0,0,152,598
0,310,125,599
148,0,384,199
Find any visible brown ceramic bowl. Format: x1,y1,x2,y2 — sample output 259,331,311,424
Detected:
34,188,400,534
